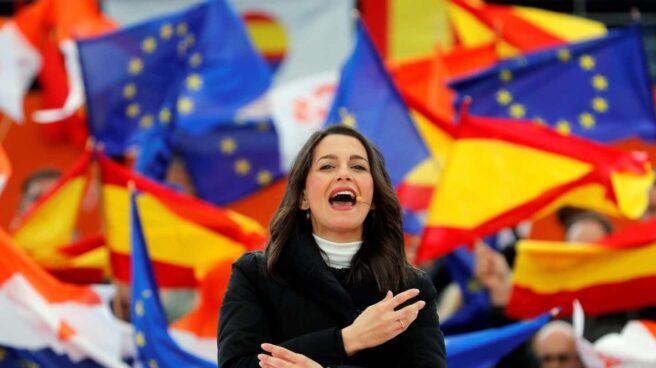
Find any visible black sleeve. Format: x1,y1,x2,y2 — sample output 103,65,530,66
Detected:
217,253,348,368
395,270,447,368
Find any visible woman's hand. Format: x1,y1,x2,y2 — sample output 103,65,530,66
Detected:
341,288,426,356
258,343,322,368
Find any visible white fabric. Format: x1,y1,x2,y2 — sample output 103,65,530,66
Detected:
0,22,41,122
312,234,361,269
170,329,216,363
0,274,130,367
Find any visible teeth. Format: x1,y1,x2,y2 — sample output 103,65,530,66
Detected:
335,191,354,198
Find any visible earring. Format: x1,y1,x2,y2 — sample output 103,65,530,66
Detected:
306,210,310,220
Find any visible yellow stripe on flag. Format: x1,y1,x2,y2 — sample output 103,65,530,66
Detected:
514,240,656,293
447,3,519,58
426,139,592,228
512,7,606,42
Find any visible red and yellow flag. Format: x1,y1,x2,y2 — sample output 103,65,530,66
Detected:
508,218,656,318
0,145,10,195
417,113,654,262
448,0,606,58
99,154,266,288
11,149,107,283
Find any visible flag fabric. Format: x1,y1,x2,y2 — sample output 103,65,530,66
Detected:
129,190,216,367
0,145,11,196
448,0,606,58
592,320,656,365
0,227,131,367
0,22,41,122
508,217,656,319
445,311,551,368
325,20,431,188
450,25,656,143
79,0,271,155
418,112,654,262
99,153,265,288
10,149,108,283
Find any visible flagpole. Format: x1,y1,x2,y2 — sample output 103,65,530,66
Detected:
0,116,11,144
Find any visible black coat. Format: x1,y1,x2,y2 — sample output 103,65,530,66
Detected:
217,230,447,368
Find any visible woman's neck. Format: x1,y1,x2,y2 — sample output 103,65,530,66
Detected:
312,234,362,269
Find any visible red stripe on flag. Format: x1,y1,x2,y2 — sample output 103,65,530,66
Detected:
397,183,433,212
110,251,198,288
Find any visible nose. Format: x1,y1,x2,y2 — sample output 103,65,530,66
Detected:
336,166,353,181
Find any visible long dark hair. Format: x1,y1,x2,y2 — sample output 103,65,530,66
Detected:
266,125,408,292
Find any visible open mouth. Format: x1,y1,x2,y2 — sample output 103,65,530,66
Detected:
329,190,356,206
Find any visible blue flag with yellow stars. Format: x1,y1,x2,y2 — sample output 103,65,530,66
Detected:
129,191,216,368
450,25,656,143
446,311,551,368
325,20,430,187
79,0,271,155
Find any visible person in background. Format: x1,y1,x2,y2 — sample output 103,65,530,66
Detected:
10,168,61,229
533,321,584,368
218,125,446,367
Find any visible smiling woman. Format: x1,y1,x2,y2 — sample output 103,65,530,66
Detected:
217,125,446,368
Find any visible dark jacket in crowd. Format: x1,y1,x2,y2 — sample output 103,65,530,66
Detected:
217,230,447,368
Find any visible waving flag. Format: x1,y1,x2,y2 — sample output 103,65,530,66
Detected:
451,25,656,143
448,0,606,57
0,228,130,367
79,0,271,155
446,311,551,368
0,145,11,196
10,149,108,283
99,153,265,288
129,190,216,367
418,112,654,262
325,20,431,188
508,217,656,319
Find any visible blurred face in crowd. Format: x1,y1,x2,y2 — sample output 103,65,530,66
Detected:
300,134,374,242
565,218,609,243
534,322,583,368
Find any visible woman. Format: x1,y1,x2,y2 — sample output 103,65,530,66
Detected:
218,125,446,367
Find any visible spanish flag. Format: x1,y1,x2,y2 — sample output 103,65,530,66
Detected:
448,0,606,58
417,113,654,262
98,153,266,288
11,149,107,283
508,217,656,319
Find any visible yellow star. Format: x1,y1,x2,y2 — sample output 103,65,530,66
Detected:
592,74,608,91
123,83,137,99
177,22,188,36
128,58,143,75
496,89,513,105
160,24,173,40
557,48,571,62
139,114,154,129
185,34,195,47
142,289,152,298
556,120,571,135
126,103,141,118
220,138,237,154
339,108,356,127
467,279,482,293
135,300,145,317
499,69,512,82
0,347,6,361
178,40,189,56
23,361,38,368
579,113,596,129
189,53,202,67
149,360,159,368
257,170,273,186
579,54,595,70
234,159,251,175
159,107,171,125
592,97,608,113
186,74,203,91
257,121,270,132
135,332,146,347
508,103,525,118
142,37,157,54
177,97,194,114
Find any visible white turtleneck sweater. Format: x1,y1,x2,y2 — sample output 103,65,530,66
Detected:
312,234,362,269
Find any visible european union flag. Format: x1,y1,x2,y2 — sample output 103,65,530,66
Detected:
170,119,283,205
129,191,216,368
0,346,108,367
325,20,430,187
451,25,656,143
446,311,551,368
79,0,271,155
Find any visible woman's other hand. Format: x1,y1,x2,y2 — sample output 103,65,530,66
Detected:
341,288,426,356
258,343,323,368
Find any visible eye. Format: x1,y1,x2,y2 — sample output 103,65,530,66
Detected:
319,164,334,170
352,164,368,171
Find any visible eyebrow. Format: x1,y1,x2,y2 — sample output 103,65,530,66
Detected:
317,154,369,162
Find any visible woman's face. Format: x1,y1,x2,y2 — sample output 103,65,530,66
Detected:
301,134,375,242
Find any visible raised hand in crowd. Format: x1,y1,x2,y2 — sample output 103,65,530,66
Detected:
474,241,512,307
